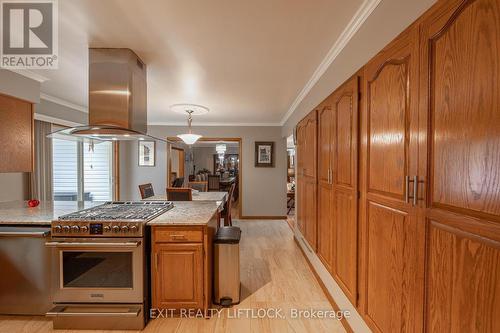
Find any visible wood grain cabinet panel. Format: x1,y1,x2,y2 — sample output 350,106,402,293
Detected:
426,0,500,218
366,201,411,333
367,62,408,198
153,243,203,309
426,222,500,333
0,94,33,173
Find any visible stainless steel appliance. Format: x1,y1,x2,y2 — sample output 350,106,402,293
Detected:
48,48,166,143
46,201,173,330
214,226,241,306
0,226,53,315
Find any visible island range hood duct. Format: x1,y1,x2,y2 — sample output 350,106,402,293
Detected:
49,48,165,143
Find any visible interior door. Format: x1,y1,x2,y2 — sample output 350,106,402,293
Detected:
360,26,423,333
330,75,359,305
419,0,500,331
317,103,334,271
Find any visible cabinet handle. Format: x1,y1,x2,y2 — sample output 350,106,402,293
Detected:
170,234,187,239
405,176,410,203
405,175,419,206
155,252,159,268
413,175,418,206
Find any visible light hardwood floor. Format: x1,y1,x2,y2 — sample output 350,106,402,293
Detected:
0,220,345,333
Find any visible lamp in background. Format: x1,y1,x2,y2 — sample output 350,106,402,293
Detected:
171,104,209,145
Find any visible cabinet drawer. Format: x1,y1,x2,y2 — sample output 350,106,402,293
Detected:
154,228,203,243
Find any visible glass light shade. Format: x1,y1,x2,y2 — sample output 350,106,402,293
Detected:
177,133,202,145
216,143,227,154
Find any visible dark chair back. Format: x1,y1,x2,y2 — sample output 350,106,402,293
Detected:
222,183,236,226
167,187,192,201
139,183,155,199
172,177,184,188
208,175,220,191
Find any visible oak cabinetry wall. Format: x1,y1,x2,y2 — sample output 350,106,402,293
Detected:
296,0,500,331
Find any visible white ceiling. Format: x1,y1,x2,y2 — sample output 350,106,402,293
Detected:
29,0,366,125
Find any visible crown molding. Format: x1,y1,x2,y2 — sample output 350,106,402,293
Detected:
7,69,50,82
34,113,83,127
149,121,281,127
279,0,382,126
40,93,88,113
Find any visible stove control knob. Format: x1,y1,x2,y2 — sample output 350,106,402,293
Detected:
53,225,62,233
80,225,88,233
112,225,121,233
130,225,138,233
121,226,129,233
71,225,80,233
62,225,70,233
103,225,111,232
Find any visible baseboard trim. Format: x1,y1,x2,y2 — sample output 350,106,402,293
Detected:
294,235,354,333
238,215,287,220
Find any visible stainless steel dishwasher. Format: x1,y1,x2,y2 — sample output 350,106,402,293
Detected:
0,226,53,315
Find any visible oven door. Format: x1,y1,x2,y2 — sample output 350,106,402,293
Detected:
46,238,143,303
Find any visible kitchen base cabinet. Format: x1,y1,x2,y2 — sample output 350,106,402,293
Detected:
151,223,216,314
154,243,204,309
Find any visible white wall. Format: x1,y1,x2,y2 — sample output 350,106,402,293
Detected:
119,125,287,217
281,0,436,136
119,140,168,201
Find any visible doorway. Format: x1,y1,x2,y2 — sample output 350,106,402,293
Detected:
168,147,185,187
167,137,242,219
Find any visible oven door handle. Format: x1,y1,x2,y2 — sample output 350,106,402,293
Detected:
46,305,141,317
45,241,141,248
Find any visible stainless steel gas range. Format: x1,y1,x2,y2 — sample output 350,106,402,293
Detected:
46,201,173,330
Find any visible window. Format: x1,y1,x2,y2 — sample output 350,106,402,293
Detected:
52,139,114,201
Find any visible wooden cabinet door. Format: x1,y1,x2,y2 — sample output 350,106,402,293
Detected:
303,111,318,179
0,94,33,172
303,111,318,250
419,0,500,331
295,122,306,234
317,103,334,271
359,25,423,333
330,75,359,305
153,243,204,309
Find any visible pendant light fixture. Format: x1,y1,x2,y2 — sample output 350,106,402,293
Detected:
171,104,209,145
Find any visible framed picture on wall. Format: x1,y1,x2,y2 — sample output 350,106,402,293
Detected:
255,141,274,167
138,141,156,167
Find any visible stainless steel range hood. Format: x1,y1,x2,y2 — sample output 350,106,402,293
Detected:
49,48,165,142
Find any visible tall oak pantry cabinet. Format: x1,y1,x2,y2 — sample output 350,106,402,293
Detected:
295,0,500,332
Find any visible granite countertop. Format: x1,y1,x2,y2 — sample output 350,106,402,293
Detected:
147,201,222,226
0,201,103,225
0,200,221,226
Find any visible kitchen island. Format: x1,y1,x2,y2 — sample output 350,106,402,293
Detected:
147,200,222,315
0,199,222,322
